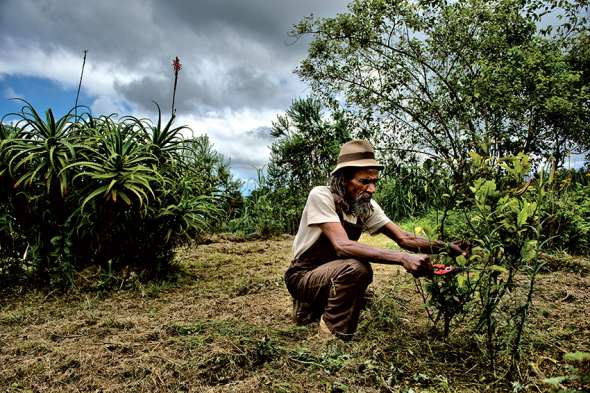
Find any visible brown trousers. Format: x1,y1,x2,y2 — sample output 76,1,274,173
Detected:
286,258,373,338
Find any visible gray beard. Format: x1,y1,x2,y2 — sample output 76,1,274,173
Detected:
350,194,374,221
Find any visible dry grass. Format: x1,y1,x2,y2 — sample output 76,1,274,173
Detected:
1,235,588,392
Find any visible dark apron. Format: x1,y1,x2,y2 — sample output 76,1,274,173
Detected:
285,209,364,288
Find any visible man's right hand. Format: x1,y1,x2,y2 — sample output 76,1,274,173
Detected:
402,253,433,277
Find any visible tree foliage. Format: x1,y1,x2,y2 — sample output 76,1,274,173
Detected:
267,97,351,193
294,0,590,176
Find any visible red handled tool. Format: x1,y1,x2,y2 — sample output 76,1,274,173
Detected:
432,264,469,276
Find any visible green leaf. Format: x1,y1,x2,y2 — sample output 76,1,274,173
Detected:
521,240,538,262
457,274,467,289
517,206,528,227
489,265,508,274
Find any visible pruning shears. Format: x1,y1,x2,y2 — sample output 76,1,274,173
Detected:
432,263,470,276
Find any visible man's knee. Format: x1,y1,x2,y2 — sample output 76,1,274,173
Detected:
339,258,373,284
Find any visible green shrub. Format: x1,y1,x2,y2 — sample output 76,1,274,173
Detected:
539,180,590,256
226,171,304,237
375,161,448,222
415,151,548,375
0,101,237,288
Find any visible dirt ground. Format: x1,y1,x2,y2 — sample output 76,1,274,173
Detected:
1,235,589,392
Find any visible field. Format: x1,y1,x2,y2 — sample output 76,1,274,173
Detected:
1,235,589,392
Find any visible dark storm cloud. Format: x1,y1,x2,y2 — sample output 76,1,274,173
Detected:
0,1,161,67
114,66,294,113
114,76,207,114
223,66,292,110
150,0,348,62
0,0,349,114
245,126,273,141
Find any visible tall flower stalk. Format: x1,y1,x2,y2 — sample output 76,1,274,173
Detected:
74,50,88,117
171,56,182,116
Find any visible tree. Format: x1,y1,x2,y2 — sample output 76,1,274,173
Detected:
566,31,590,158
267,97,351,193
182,135,243,224
294,0,589,178
229,98,351,236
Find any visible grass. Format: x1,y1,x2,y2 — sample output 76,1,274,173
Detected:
0,235,589,392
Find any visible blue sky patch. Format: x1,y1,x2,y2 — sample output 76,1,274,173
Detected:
0,75,94,120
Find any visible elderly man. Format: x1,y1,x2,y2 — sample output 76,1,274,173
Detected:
284,140,467,339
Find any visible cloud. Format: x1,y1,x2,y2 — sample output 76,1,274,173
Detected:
113,65,296,114
178,110,277,170
0,1,162,69
0,0,347,114
2,87,22,99
0,0,349,179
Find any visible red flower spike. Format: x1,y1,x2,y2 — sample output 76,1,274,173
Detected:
172,56,182,73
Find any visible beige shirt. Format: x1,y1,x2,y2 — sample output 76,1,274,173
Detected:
292,186,391,260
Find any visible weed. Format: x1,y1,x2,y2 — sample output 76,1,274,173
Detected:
167,322,204,336
0,310,26,326
543,352,590,392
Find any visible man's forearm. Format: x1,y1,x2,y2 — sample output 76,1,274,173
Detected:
398,236,446,254
333,239,410,265
378,222,447,254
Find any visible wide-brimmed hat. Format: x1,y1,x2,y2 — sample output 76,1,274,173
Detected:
331,140,383,175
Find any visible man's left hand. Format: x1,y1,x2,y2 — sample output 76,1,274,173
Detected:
448,241,470,257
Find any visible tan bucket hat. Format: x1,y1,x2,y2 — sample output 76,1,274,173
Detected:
331,140,383,174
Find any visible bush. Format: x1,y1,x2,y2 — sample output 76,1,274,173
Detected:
414,152,548,375
226,171,304,237
0,101,236,288
375,161,449,222
539,171,590,256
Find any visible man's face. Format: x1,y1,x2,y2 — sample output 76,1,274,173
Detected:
345,168,380,202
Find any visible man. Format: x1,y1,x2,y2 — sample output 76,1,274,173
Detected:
284,140,467,340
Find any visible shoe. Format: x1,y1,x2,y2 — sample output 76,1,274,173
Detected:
292,299,320,325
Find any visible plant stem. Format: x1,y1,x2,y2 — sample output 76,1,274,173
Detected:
510,262,543,375
172,72,179,116
413,278,436,324
75,50,88,117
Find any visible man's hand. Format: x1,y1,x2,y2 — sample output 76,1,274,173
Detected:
448,241,470,257
401,253,433,277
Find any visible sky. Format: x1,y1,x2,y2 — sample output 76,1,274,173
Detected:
0,0,350,186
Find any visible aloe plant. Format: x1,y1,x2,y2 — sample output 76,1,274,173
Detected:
1,101,234,287
66,119,158,210
0,122,19,179
7,99,80,197
128,103,187,165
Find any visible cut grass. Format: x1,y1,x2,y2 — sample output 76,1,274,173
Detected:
0,235,588,392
